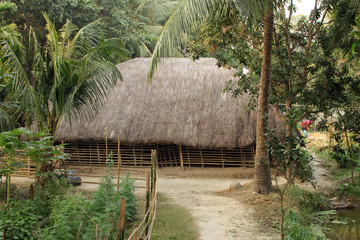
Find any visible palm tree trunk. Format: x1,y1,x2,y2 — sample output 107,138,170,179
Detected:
254,3,274,194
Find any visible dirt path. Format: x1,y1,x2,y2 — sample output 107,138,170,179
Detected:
300,149,335,190
155,178,270,240
69,167,272,240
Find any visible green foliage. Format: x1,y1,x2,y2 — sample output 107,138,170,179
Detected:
118,173,137,220
286,186,328,214
333,180,360,202
38,193,88,240
6,12,127,137
4,0,148,58
284,211,326,240
0,179,70,240
0,199,43,240
37,169,137,239
265,109,314,183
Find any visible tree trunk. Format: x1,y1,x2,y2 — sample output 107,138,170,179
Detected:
285,99,295,184
254,3,274,194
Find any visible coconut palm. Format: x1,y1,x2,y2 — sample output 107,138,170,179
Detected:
8,12,127,138
0,1,25,131
147,0,274,193
136,0,182,57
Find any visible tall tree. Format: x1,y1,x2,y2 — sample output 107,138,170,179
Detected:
147,0,274,193
191,0,335,184
254,1,273,193
4,0,148,57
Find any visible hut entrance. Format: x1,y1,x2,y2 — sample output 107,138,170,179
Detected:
61,141,255,168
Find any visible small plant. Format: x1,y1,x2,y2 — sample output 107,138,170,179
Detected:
0,128,67,203
0,198,45,240
284,210,326,240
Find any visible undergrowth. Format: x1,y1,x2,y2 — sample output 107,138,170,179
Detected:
0,170,137,239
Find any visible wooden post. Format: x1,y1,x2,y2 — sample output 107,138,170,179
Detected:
145,171,150,236
150,150,154,194
167,147,173,167
187,148,191,168
133,225,138,240
120,198,126,240
89,143,92,166
76,142,80,165
151,150,157,195
117,136,121,191
133,146,137,166
220,149,224,168
105,127,108,161
179,145,184,171
96,142,100,165
27,157,30,176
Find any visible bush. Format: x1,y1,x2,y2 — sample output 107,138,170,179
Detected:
0,169,137,240
286,186,328,213
284,211,325,240
38,193,88,240
0,199,44,240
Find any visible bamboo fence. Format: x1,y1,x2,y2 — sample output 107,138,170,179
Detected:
61,140,256,168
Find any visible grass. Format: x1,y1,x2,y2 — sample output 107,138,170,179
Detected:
126,193,199,240
151,193,199,240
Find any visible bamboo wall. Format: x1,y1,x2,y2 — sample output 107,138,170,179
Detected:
61,141,255,168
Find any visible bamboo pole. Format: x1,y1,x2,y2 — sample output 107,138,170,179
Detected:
220,149,224,168
152,150,157,197
105,127,108,160
120,198,126,240
179,145,184,171
96,142,100,165
117,136,121,191
133,146,137,166
145,171,150,236
150,150,154,195
200,148,204,168
187,148,191,168
133,225,138,240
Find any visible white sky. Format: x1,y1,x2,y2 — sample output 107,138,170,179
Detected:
295,0,317,15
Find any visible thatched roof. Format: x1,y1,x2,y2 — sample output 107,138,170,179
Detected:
55,58,284,148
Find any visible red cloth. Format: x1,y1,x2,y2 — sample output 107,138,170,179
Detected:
301,120,312,131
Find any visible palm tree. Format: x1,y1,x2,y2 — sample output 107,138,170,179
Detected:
136,0,182,57
148,0,273,193
253,2,273,194
7,12,127,138
0,1,26,131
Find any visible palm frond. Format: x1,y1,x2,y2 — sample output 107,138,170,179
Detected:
147,25,164,35
59,20,79,59
139,41,153,57
148,0,218,81
0,107,17,131
0,2,16,14
154,1,180,22
148,0,269,81
68,20,101,59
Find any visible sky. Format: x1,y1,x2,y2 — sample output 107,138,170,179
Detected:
295,0,317,15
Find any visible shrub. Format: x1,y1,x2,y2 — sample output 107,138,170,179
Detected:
38,193,88,240
0,199,44,240
284,211,325,240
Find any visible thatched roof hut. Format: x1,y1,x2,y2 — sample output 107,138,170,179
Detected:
56,58,284,168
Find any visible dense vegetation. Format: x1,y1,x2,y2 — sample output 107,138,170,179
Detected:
1,0,360,239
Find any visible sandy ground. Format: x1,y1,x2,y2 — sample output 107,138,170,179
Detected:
155,178,270,240
11,167,272,240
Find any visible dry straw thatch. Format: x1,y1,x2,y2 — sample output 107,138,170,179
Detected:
55,58,283,149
